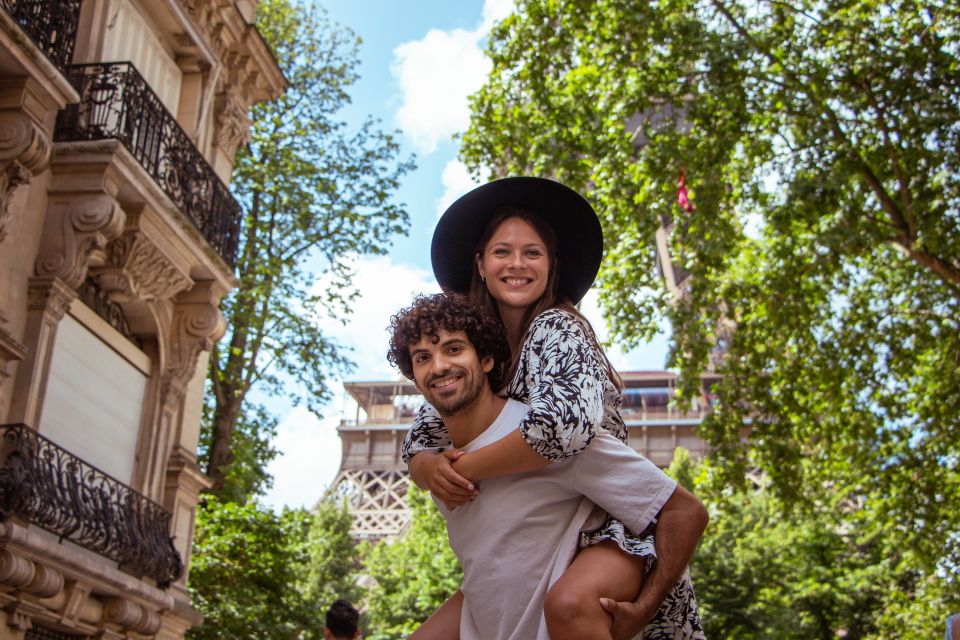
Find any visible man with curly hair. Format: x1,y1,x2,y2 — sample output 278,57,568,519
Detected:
387,294,696,640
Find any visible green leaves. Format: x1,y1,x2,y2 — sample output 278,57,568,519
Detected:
462,0,959,634
361,487,463,640
202,0,414,493
188,498,361,640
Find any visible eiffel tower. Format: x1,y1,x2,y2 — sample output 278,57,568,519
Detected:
325,379,421,541
325,374,716,541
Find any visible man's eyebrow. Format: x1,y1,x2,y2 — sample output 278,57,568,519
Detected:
410,336,468,355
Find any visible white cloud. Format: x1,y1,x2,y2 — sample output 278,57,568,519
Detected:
262,407,340,511
315,255,440,379
391,1,515,154
481,0,516,32
391,29,489,154
262,256,439,511
436,159,483,217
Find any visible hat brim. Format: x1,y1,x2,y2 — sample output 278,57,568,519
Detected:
431,176,602,305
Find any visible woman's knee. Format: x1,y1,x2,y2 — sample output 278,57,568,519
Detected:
544,579,600,626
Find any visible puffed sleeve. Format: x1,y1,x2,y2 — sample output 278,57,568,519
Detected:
514,309,607,462
401,401,452,464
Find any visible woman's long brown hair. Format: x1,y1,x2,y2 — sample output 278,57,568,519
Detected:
467,206,622,391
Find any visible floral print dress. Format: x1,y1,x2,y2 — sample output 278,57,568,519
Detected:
402,307,705,639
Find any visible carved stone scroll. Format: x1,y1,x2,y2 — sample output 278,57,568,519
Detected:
0,110,53,244
162,285,226,404
35,194,125,290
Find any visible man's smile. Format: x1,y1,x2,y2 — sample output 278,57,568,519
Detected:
429,372,464,390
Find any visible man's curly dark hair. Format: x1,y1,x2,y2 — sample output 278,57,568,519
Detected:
387,293,510,391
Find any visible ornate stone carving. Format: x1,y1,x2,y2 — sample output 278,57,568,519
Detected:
95,232,193,302
59,581,91,625
24,563,63,598
162,288,225,404
26,277,76,322
102,597,140,628
0,550,35,589
134,607,162,635
101,598,161,634
0,111,53,172
3,602,32,632
0,162,30,244
35,194,125,289
0,110,53,245
213,91,250,156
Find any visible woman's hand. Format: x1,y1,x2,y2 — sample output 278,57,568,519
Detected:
410,450,479,509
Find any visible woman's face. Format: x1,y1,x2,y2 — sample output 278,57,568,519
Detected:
476,216,550,314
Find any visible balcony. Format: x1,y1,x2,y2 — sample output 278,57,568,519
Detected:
54,62,242,269
0,423,183,587
0,0,81,72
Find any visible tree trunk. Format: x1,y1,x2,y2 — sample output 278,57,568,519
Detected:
206,397,242,493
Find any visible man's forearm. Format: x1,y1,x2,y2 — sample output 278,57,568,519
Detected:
635,485,708,617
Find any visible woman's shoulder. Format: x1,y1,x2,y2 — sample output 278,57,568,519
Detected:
531,306,579,329
529,306,589,336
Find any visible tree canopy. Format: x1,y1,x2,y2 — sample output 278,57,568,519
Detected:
362,486,463,640
460,0,959,581
188,498,360,640
201,0,414,496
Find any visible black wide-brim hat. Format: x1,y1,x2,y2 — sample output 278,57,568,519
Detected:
431,176,603,304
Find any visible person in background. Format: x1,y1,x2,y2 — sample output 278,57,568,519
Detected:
324,599,361,640
947,612,960,640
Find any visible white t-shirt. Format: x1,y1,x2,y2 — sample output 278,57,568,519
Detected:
435,399,678,640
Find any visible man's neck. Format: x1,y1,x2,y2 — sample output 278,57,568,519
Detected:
443,386,507,448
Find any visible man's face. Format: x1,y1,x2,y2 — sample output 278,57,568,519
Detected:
409,328,493,416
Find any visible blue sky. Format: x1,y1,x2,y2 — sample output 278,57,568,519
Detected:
262,0,669,510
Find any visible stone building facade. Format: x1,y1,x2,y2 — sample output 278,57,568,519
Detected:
0,1,283,637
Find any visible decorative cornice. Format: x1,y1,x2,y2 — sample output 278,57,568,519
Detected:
35,193,125,289
95,232,194,302
26,277,76,322
177,0,284,105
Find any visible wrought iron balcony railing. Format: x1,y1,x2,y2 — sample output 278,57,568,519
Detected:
0,0,81,72
0,423,183,588
55,62,242,269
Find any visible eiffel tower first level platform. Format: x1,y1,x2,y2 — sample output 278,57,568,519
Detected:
324,373,726,542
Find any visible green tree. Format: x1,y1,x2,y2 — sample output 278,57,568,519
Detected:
668,451,952,639
460,0,958,593
188,497,362,640
202,0,414,495
303,498,365,610
362,486,462,640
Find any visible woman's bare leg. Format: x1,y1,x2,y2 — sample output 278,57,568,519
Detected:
544,541,645,640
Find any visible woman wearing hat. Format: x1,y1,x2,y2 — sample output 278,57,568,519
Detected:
403,177,706,639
